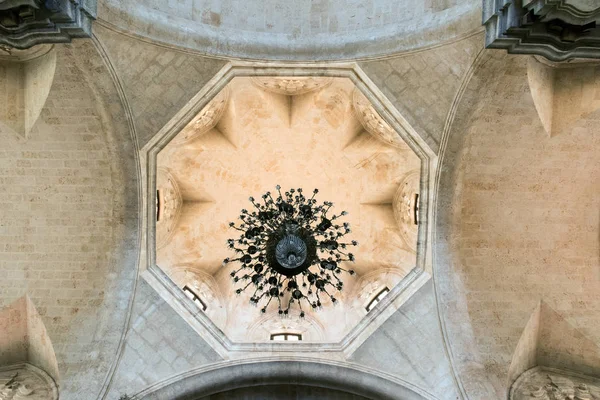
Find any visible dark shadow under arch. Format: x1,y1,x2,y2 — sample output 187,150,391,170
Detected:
136,359,435,400
197,384,369,399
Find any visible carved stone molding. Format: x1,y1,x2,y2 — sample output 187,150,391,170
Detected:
483,0,600,61
0,363,58,400
156,168,182,250
171,87,229,145
0,0,96,49
524,1,600,25
251,77,333,95
510,366,600,399
352,89,408,150
135,358,432,400
393,171,420,253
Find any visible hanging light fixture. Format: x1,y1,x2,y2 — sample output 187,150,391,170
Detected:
224,186,357,317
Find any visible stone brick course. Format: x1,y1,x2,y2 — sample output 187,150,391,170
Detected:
359,33,483,153
93,25,227,147
436,52,600,398
351,281,459,400
0,41,139,399
106,280,221,399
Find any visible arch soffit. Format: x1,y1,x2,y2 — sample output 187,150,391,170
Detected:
94,4,482,61
135,358,437,400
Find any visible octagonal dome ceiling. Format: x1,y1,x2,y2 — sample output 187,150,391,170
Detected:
155,76,422,344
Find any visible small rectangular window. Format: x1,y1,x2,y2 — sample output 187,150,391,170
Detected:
413,193,419,225
270,333,302,341
156,190,161,222
365,287,390,312
183,285,207,311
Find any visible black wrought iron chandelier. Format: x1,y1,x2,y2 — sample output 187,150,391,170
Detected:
224,186,357,317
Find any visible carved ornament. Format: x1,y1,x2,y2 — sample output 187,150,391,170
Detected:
511,366,600,400
172,87,229,145
0,363,57,400
156,168,182,249
246,309,325,342
393,171,420,253
352,89,408,149
251,77,333,95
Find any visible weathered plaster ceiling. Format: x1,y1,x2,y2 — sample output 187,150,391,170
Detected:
154,76,423,344
97,0,481,60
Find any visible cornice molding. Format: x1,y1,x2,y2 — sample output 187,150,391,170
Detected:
0,0,96,49
483,0,600,61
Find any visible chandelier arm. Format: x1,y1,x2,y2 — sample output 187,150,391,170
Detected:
228,186,357,317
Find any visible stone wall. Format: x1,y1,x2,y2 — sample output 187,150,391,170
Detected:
93,25,227,147
6,18,598,400
351,281,459,400
105,280,221,399
359,33,483,153
435,52,600,398
0,42,139,399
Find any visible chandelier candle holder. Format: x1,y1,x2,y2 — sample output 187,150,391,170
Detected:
224,186,357,317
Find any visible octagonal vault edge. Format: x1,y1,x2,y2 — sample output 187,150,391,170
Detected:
138,62,438,360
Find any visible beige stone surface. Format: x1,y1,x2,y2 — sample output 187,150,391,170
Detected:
105,280,221,399
156,76,422,343
0,297,58,381
0,48,56,140
0,41,139,399
351,281,460,400
436,52,600,398
2,8,599,399
528,58,600,137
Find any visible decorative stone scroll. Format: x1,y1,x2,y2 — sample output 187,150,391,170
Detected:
251,77,333,95
0,363,58,400
156,168,182,249
392,171,420,253
483,0,600,61
352,89,407,150
0,0,96,49
511,366,600,400
171,87,229,145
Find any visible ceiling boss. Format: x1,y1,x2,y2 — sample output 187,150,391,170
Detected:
224,186,357,317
